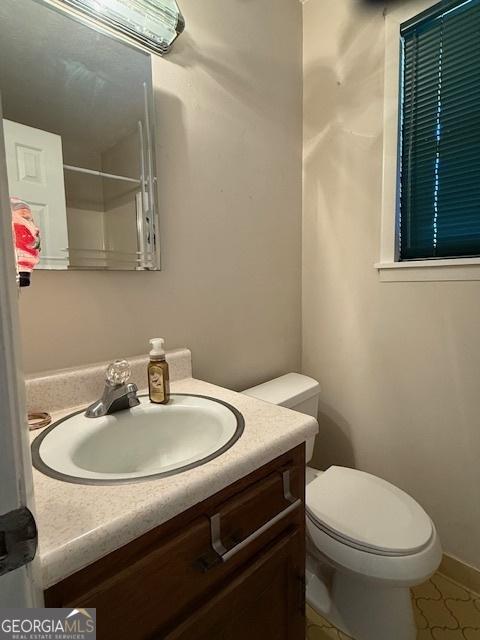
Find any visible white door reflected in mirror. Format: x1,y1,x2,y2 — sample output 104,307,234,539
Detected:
3,119,69,270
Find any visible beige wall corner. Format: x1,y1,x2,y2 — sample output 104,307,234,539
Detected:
302,0,480,571
440,554,480,596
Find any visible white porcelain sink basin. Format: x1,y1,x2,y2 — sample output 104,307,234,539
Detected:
31,394,244,484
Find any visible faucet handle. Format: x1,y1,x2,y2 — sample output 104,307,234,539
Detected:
106,359,131,386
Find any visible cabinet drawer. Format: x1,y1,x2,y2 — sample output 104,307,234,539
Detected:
201,461,303,569
45,446,306,640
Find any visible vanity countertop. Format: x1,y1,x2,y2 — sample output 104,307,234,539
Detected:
31,376,318,589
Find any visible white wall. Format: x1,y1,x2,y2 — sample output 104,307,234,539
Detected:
19,0,303,391
303,0,480,570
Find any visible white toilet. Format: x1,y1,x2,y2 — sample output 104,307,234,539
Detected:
243,373,442,640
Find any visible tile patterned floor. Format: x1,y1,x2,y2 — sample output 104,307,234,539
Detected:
306,572,480,639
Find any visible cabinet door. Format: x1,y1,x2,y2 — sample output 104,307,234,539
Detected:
164,527,305,640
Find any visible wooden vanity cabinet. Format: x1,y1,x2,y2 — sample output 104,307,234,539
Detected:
45,445,306,640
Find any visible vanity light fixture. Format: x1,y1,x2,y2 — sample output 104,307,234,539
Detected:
57,0,185,54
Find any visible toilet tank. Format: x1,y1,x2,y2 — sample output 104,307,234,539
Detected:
242,373,320,462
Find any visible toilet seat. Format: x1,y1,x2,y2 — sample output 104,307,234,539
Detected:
306,509,433,558
306,466,433,557
306,514,442,585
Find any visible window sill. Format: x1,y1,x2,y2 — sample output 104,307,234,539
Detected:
375,258,480,282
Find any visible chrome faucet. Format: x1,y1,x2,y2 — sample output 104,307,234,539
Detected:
85,360,140,418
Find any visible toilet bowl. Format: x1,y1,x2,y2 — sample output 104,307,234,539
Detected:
243,374,442,640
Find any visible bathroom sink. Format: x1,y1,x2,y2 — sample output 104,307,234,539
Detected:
31,394,244,485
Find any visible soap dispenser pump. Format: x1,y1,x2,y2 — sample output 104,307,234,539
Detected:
148,338,170,404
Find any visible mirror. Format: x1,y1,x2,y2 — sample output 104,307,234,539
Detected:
0,0,160,271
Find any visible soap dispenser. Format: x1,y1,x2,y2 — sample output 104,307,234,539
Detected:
148,338,170,404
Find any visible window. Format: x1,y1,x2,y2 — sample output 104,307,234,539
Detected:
399,0,480,261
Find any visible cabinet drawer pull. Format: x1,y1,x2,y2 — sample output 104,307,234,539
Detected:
209,470,301,563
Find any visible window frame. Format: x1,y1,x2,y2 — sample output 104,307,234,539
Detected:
377,0,480,281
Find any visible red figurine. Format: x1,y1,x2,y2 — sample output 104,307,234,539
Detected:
11,197,41,287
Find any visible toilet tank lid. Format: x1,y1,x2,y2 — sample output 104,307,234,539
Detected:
243,373,320,409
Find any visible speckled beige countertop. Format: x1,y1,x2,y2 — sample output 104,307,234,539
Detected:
27,352,318,590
